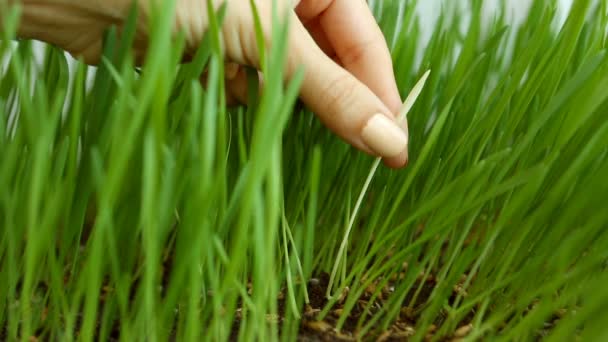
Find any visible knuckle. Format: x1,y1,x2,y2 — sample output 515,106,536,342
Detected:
320,72,358,117
295,0,333,19
65,34,102,65
175,1,209,49
340,39,379,67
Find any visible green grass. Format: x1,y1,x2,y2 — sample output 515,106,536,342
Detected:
1,0,608,340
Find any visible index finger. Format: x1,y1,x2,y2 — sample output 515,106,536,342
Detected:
313,0,402,114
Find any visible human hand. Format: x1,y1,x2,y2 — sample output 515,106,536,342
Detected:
15,0,409,167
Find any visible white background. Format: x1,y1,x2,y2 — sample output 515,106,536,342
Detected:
417,0,574,22
2,0,579,74
11,0,577,61
415,0,574,41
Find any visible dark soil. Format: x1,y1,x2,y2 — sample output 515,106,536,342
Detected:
3,242,474,342
6,228,476,341
2,270,567,341
228,272,473,342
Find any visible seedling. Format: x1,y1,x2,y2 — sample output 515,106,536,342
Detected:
327,70,432,299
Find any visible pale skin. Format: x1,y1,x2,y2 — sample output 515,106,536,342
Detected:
10,0,410,168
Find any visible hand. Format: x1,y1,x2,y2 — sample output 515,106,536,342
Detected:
15,0,409,167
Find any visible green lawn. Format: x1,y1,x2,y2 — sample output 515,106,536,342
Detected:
1,0,608,341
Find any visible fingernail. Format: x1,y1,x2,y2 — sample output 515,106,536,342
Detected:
361,114,409,158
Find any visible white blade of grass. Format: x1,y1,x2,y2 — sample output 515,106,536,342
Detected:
326,70,431,299
399,70,432,125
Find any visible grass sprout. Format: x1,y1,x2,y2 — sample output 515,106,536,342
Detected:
326,70,431,299
2,0,608,341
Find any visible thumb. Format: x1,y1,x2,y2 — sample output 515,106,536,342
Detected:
225,3,408,163
288,21,409,162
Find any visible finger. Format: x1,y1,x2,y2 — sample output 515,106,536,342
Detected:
294,0,332,23
296,0,402,112
224,65,252,105
223,65,379,156
296,0,407,166
319,0,402,113
302,18,335,59
199,62,263,106
290,22,408,160
382,119,409,168
319,0,407,167
222,62,380,156
223,2,407,163
224,62,244,105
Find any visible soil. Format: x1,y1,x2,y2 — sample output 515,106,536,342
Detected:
1,270,567,341
229,272,473,342
4,230,476,341
3,271,470,342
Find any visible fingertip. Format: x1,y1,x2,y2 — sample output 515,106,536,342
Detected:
361,114,409,158
383,118,409,169
383,148,409,169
